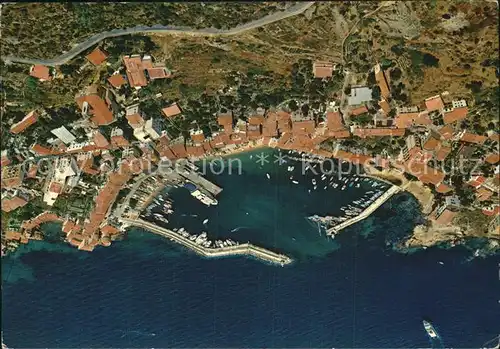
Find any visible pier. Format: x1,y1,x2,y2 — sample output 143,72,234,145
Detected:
327,185,401,235
176,160,223,196
120,218,292,266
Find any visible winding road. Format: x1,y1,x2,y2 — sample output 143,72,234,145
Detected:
1,2,315,66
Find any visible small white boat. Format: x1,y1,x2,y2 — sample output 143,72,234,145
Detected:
312,179,317,185
292,180,299,184
438,261,444,265
203,219,209,224
266,173,270,179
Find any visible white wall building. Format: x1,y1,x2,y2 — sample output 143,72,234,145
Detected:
51,126,77,144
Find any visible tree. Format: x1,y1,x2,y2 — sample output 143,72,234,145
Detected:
371,86,381,101
390,67,402,81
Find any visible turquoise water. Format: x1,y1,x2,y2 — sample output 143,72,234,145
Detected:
2,148,499,348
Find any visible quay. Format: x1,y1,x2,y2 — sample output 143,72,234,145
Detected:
327,185,401,235
120,218,293,266
176,160,223,196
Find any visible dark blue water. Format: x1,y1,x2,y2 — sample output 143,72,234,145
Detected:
2,149,499,348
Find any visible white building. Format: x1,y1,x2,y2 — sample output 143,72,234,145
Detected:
348,87,373,106
133,127,150,142
51,126,76,144
43,157,79,206
144,118,163,140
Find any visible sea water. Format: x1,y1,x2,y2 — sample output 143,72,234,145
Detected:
2,148,499,348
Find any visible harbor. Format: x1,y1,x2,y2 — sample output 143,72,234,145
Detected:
120,218,293,266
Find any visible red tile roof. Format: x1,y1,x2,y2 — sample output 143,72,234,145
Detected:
248,116,265,125
443,107,468,124
435,146,451,161
328,130,351,138
485,153,500,164
423,137,441,151
375,64,390,99
170,142,187,158
190,132,205,143
147,67,170,80
1,196,28,213
460,132,487,145
435,182,453,193
162,103,182,118
435,209,457,225
482,205,500,216
31,144,56,156
10,111,38,134
76,94,114,126
30,65,51,80
101,224,120,235
111,135,130,148
313,61,334,78
82,168,131,236
476,187,494,201
326,111,344,131
292,120,315,135
125,113,145,128
86,47,108,65
93,131,110,148
108,74,127,88
123,56,148,88
351,106,369,116
394,112,420,128
438,125,455,140
467,175,486,188
378,99,390,114
217,114,233,125
425,95,444,112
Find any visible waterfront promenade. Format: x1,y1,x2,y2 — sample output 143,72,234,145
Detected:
120,218,293,266
327,185,401,235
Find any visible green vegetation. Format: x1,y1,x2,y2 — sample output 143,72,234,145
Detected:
1,2,287,59
455,209,492,236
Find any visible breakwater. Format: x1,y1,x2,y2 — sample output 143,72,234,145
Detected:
327,185,401,235
120,218,293,266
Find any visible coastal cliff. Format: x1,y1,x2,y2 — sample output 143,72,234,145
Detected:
364,166,500,255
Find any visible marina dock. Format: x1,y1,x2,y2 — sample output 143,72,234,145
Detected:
176,161,223,196
120,218,292,266
327,185,401,235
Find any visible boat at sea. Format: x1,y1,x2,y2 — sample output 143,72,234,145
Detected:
203,218,209,224
292,180,299,184
423,319,440,340
266,173,271,179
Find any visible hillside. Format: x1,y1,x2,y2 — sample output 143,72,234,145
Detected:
0,1,498,112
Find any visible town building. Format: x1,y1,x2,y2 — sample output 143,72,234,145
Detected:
162,103,182,118
10,110,38,134
29,65,52,81
144,118,163,140
76,86,115,126
43,157,79,206
51,126,77,145
374,64,390,99
86,47,108,66
110,128,130,148
348,87,373,106
125,104,145,129
313,61,335,78
1,164,25,188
